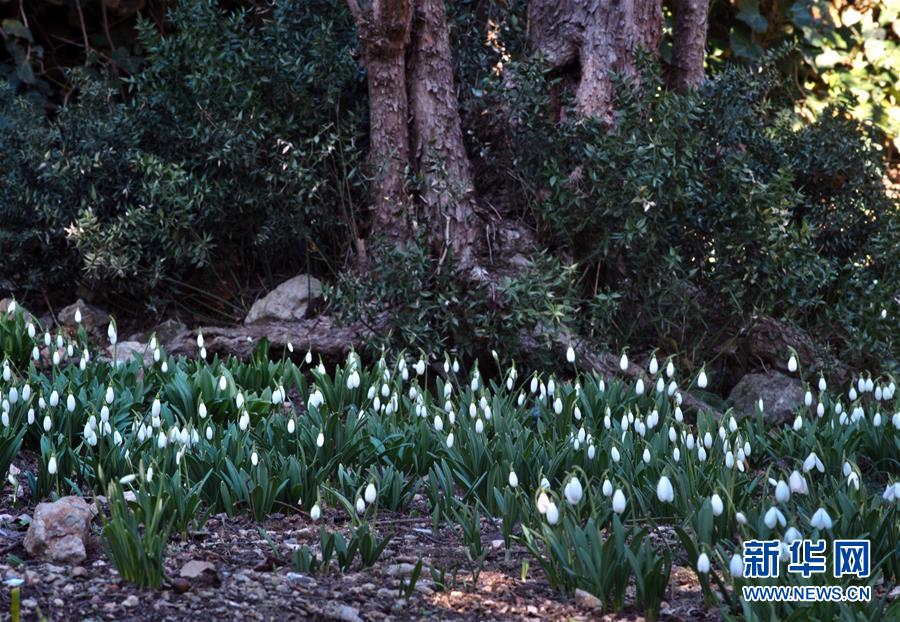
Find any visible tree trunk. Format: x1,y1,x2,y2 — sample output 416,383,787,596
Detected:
347,0,414,245
668,0,709,92
407,0,480,269
529,0,663,121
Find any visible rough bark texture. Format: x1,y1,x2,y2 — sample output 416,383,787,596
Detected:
407,0,481,269
668,0,709,92
347,0,414,244
529,0,663,120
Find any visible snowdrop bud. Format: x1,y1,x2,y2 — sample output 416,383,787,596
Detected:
730,554,743,578
611,446,620,463
775,480,790,504
736,511,747,525
364,482,377,504
107,322,117,345
711,494,724,516
865,377,874,393
553,398,563,414
725,452,735,469
809,507,832,530
508,470,518,488
218,375,227,392
588,445,596,459
433,415,444,432
47,455,57,475
787,354,798,373
673,447,681,462
316,431,325,447
446,432,454,448
686,433,695,450
415,359,426,375
874,412,882,427
697,370,708,389
66,394,75,412
697,553,710,574
566,346,575,364
842,461,851,477
475,418,484,434
816,402,825,417
537,491,550,514
698,446,708,462
546,502,560,525
564,477,583,505
656,377,665,393
619,352,629,371
310,504,321,521
206,425,213,440
573,406,582,421
32,346,40,361
649,357,659,375
635,378,644,395
43,415,52,432
602,479,613,497
642,447,651,464
251,451,259,466
656,476,674,503
666,359,675,378
793,415,803,431
157,431,168,449
612,489,627,514
198,401,207,419
804,391,812,407
849,387,858,401
356,497,366,514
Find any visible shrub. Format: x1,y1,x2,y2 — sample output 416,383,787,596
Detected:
498,58,899,370
0,0,366,309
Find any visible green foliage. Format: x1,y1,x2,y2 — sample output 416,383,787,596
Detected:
0,0,365,308
499,58,899,370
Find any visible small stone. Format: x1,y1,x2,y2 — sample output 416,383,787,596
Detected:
123,595,139,607
172,578,191,594
24,496,94,564
575,588,602,609
385,563,417,577
244,274,322,325
324,603,362,622
71,566,87,578
179,560,216,579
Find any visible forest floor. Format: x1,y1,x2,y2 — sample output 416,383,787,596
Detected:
0,464,719,622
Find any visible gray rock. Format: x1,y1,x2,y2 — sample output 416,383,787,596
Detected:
244,274,322,325
130,318,188,347
24,496,95,564
57,299,109,332
106,341,152,366
728,371,804,422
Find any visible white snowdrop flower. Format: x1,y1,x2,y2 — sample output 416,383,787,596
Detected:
789,470,808,495
865,377,874,393
784,527,802,545
667,381,677,396
218,375,227,392
656,377,665,393
414,359,426,376
725,452,735,469
573,405,582,421
475,418,484,434
882,483,899,502
787,354,798,373
587,445,596,459
612,489,627,514
804,390,812,407
711,494,724,516
602,479,613,497
764,506,786,529
686,433,695,450
729,416,738,433
0,412,8,428
698,446,708,462
816,402,825,417
656,476,674,503
775,480,790,504
674,406,684,423
8,387,17,404
157,431,168,449
251,451,259,467
47,455,57,475
736,511,747,525
100,406,109,423
611,446,620,463
758,398,765,413
697,553,710,574
537,491,550,514
697,370,708,389
310,504,321,521
161,361,169,373
668,426,677,443
882,308,888,319
849,387,858,401
433,414,444,432
529,376,539,394
32,346,40,362
649,357,659,375
52,351,60,366
553,398,563,415
875,386,883,401
619,352,629,371
635,378,645,395
566,346,575,364
818,376,827,392
347,370,360,390
809,507,832,530
43,332,51,347
874,412,882,427
206,425,213,441
198,401,208,419
196,332,204,349
703,432,713,448
730,554,743,578
27,408,34,425
847,472,860,491
107,321,117,345
842,461,852,477
316,431,325,447
803,452,824,473
642,447,651,464
793,415,803,431
43,415,52,432
200,347,207,360
304,350,313,364
66,393,75,412
508,470,519,488
564,477,583,505
718,426,726,441
546,502,560,525
673,447,681,462
666,359,675,378
356,497,366,514
547,379,555,396
894,413,900,429
152,397,161,418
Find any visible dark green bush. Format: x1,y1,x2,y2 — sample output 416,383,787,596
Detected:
0,0,365,309
498,59,899,369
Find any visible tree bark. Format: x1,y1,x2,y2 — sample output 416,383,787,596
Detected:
529,0,663,121
347,0,414,245
668,0,709,92
407,0,480,269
